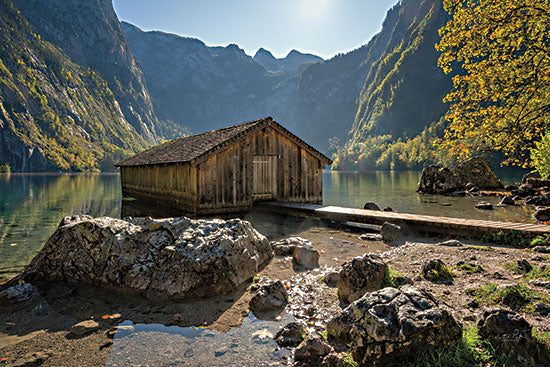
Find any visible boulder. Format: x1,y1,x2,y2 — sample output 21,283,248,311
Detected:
526,194,550,206
526,177,550,188
70,320,100,336
0,283,36,304
327,286,462,366
294,333,333,363
475,202,493,210
421,259,453,281
534,207,550,222
338,254,388,304
21,216,273,299
522,171,541,184
380,222,402,243
499,196,515,206
272,237,309,256
477,308,548,366
274,321,305,347
249,280,288,314
383,207,393,212
504,184,518,191
417,157,503,195
516,259,532,274
293,245,320,269
363,202,381,211
533,246,550,253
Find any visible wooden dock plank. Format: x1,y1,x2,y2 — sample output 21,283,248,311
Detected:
256,201,550,236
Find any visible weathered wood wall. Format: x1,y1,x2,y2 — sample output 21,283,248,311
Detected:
196,126,323,213
120,163,198,214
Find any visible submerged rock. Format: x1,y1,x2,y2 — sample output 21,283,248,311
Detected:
475,201,493,210
338,254,387,304
21,215,273,298
417,157,503,195
327,286,462,366
0,283,36,304
363,202,381,211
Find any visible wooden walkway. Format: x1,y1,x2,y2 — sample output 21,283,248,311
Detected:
256,201,550,237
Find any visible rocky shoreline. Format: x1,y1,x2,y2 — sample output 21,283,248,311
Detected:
417,157,550,223
1,213,549,366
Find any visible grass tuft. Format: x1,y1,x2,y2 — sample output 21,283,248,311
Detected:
466,283,549,312
454,262,485,274
409,327,508,367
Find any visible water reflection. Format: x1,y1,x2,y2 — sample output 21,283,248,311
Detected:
0,170,534,281
322,170,534,223
0,174,121,280
106,314,292,367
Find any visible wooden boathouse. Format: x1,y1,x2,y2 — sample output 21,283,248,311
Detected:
115,117,332,215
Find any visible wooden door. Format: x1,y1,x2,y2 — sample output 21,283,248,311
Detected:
252,155,277,200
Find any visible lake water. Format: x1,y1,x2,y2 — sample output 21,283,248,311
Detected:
0,170,533,280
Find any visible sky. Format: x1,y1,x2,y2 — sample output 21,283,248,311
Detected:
113,0,399,60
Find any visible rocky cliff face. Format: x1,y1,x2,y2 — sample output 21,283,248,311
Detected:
122,22,313,132
13,0,158,142
0,0,161,172
122,0,449,155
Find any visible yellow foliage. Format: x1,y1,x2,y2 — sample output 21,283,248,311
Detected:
436,0,550,167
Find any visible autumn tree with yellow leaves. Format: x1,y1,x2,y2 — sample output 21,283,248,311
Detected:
436,0,550,172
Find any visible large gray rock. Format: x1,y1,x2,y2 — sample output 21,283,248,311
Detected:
418,157,503,195
21,215,273,298
327,286,462,366
338,254,388,304
477,308,549,366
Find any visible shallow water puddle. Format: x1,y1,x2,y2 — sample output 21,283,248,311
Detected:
106,313,293,367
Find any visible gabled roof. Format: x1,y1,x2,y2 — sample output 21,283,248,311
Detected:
115,117,332,167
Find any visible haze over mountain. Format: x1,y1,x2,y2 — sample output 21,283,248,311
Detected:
0,0,451,171
123,0,450,156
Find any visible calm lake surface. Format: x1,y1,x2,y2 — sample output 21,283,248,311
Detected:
0,170,533,280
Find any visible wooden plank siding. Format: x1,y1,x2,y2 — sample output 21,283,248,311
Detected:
196,126,323,214
120,163,198,214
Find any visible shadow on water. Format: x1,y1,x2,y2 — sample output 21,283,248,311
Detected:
0,280,292,365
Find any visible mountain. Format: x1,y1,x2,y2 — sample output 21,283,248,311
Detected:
121,22,327,133
253,48,322,75
0,0,168,172
333,0,453,170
